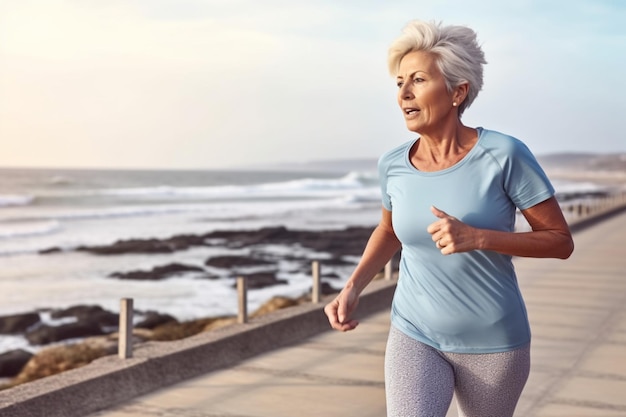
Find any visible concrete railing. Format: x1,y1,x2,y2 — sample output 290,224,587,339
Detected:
563,190,626,232
116,260,395,359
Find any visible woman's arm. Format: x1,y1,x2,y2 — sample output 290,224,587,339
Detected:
324,208,401,331
428,196,574,259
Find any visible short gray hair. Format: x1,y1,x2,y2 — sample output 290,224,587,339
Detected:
388,20,486,115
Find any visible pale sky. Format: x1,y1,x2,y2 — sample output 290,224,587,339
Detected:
1,0,624,169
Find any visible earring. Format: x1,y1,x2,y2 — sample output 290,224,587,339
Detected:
452,102,457,107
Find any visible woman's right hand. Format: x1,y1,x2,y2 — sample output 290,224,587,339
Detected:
324,283,360,331
324,207,399,332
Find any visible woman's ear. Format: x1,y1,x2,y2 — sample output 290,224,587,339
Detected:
453,82,470,106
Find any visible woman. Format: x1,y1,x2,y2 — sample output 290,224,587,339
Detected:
324,20,574,417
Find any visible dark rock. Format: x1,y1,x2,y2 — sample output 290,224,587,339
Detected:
77,238,176,255
295,227,373,257
136,312,178,329
321,281,341,295
307,282,341,296
202,226,374,257
50,305,119,328
316,257,355,266
77,233,208,255
48,225,377,261
0,349,33,377
205,256,274,269
197,273,223,280
202,226,291,248
322,272,341,280
0,312,40,334
109,263,204,280
166,234,209,248
38,247,63,254
232,272,288,289
25,321,106,345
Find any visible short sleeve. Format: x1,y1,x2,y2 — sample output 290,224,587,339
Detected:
502,139,555,210
378,153,393,211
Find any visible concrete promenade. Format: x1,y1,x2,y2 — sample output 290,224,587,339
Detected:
90,210,626,417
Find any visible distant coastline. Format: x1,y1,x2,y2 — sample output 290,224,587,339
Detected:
2,151,624,176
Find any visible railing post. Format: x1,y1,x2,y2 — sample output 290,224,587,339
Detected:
118,298,133,359
237,276,248,324
384,260,393,280
312,260,321,303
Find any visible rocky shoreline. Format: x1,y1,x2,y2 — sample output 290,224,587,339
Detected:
1,225,394,390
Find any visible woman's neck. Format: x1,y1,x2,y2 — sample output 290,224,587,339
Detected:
409,124,478,172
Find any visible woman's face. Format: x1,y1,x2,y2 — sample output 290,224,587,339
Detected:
396,50,456,134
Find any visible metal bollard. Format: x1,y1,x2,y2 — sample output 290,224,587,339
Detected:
119,298,133,359
312,260,321,304
237,276,248,324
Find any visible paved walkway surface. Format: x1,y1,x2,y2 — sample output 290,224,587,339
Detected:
92,212,626,417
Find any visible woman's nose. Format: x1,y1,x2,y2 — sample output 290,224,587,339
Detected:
400,84,413,100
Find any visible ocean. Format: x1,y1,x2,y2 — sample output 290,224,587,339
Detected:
0,166,616,354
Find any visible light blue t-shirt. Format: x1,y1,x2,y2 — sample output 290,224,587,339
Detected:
378,127,554,353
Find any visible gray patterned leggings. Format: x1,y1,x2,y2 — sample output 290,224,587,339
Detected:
385,325,530,417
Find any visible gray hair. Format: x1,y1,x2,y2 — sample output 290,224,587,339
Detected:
388,20,486,116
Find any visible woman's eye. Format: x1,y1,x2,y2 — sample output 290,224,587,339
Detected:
413,77,424,83
396,81,404,88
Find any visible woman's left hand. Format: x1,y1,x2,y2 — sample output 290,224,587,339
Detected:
427,206,479,255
